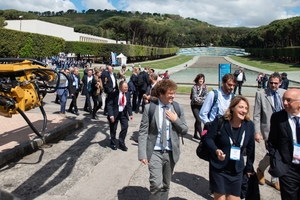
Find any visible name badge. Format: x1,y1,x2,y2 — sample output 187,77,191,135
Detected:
293,143,300,160
230,146,240,161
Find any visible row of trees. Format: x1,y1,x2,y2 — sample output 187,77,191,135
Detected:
2,9,300,49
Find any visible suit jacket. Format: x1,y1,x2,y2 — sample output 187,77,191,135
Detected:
145,83,158,103
81,75,96,95
56,72,71,96
253,88,285,139
234,69,246,82
101,70,118,94
268,110,294,177
107,90,132,120
138,101,188,164
205,118,255,173
139,71,150,91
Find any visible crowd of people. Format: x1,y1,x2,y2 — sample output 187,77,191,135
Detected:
53,62,299,200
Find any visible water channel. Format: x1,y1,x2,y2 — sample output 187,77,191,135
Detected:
170,57,300,97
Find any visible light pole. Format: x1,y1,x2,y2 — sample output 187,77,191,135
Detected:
19,15,23,31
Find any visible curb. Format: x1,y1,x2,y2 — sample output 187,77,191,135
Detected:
0,121,83,168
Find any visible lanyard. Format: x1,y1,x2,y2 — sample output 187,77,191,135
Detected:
229,130,245,147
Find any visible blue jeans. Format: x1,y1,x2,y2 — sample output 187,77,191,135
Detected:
58,90,68,114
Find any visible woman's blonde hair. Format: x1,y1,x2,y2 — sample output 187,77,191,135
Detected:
224,96,250,121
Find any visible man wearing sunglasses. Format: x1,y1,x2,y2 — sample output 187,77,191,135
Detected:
253,72,286,190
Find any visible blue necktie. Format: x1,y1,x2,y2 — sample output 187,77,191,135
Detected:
293,117,300,143
273,92,281,112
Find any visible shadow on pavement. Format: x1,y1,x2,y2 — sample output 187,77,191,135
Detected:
171,171,213,200
11,120,109,200
117,186,149,200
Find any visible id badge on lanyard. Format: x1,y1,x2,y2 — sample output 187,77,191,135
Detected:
293,143,300,160
229,130,245,161
230,146,241,161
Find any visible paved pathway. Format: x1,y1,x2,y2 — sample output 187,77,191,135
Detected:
0,55,290,199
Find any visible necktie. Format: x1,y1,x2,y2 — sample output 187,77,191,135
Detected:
120,93,125,106
273,92,281,112
293,117,300,143
161,106,167,148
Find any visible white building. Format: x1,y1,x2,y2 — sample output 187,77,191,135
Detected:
5,19,118,43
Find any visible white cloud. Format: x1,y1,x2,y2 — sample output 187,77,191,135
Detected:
0,0,76,12
121,0,300,27
82,0,115,10
0,0,300,27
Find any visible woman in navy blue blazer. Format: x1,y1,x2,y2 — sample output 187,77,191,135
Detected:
205,96,255,200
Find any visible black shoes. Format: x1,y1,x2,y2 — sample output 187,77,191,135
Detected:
92,116,98,120
118,144,128,151
68,110,80,116
193,134,201,140
111,145,117,150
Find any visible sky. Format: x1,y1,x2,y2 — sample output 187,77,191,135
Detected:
1,0,300,27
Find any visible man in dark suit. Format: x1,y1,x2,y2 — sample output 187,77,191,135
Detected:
107,81,133,151
81,69,95,114
138,79,188,200
143,72,158,104
68,67,81,115
137,66,150,113
268,89,300,200
102,65,118,115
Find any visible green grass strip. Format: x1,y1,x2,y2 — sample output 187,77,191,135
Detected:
230,56,300,72
138,55,194,69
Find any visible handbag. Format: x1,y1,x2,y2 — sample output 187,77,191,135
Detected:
196,115,224,161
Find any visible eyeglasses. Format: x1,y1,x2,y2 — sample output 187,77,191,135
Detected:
166,92,176,96
269,82,279,85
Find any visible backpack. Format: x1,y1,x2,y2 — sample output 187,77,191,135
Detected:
208,90,234,119
136,73,144,87
148,100,184,144
196,115,224,161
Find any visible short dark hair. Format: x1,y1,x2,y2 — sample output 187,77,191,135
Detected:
156,79,177,95
222,73,236,84
269,72,282,81
194,73,205,83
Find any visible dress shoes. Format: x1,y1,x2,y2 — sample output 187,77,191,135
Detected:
193,133,201,140
256,167,265,185
83,108,89,112
92,116,98,120
270,182,280,191
119,144,128,151
75,112,79,116
111,145,117,150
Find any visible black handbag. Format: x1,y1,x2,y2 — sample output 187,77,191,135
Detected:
196,115,224,161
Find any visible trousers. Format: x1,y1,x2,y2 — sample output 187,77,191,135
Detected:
148,150,175,200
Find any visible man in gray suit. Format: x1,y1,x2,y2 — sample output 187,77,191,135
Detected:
138,79,188,200
253,72,286,190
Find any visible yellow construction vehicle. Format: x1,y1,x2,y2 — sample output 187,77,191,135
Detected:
0,58,68,137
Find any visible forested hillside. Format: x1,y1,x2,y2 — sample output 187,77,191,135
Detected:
1,9,300,49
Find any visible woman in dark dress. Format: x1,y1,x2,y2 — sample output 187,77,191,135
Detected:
205,96,255,200
190,73,208,139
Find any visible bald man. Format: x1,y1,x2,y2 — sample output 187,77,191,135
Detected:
268,89,300,200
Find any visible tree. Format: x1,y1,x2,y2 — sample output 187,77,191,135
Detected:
0,17,7,28
99,16,129,43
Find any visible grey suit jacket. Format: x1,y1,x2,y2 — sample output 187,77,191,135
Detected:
138,102,188,164
253,88,285,139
